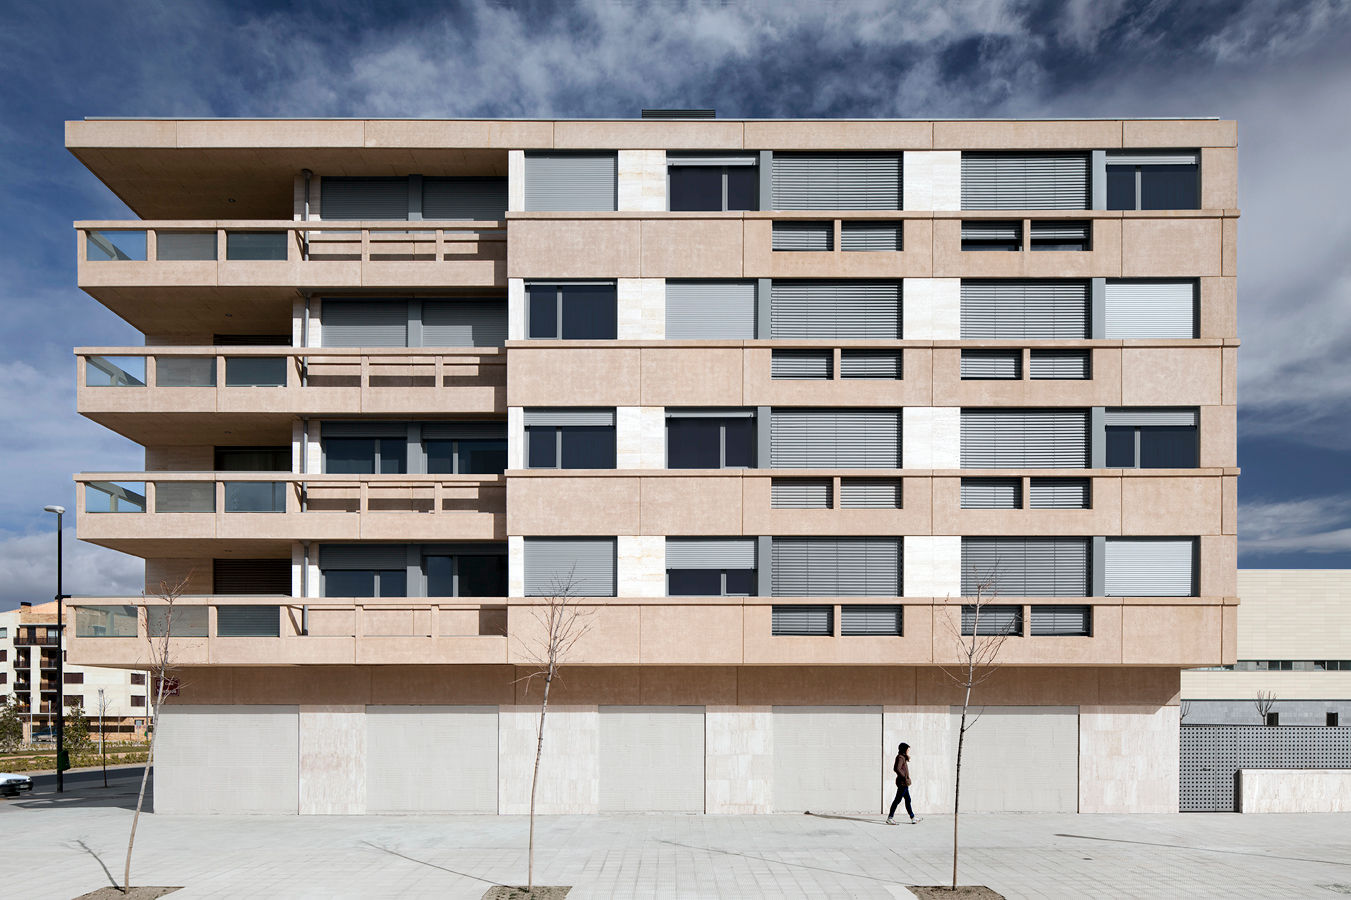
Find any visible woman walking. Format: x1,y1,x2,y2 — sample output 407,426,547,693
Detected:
886,742,917,824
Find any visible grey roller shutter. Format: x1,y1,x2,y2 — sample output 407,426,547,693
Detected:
961,537,1089,596
839,479,901,509
666,538,756,569
321,300,409,348
841,221,902,251
770,281,901,338
771,350,832,380
422,178,508,220
524,538,616,597
524,153,617,211
771,153,902,210
840,350,901,379
666,281,757,339
321,177,409,220
1103,408,1198,427
770,409,901,469
1030,221,1089,241
960,409,1088,469
771,537,900,596
214,558,291,594
321,421,408,438
523,409,615,427
961,153,1089,210
1107,152,1200,167
666,153,759,167
772,221,834,251
1104,538,1196,597
1104,281,1198,339
771,479,832,509
961,350,1021,380
420,422,506,440
961,605,1023,635
960,220,1022,241
1030,605,1091,636
1029,350,1090,380
771,605,833,635
840,605,902,635
421,300,507,348
318,544,408,570
960,281,1088,339
216,605,281,637
961,478,1021,509
1028,478,1090,509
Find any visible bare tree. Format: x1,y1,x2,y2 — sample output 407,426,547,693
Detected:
1254,690,1278,726
513,572,593,895
939,568,1014,893
124,574,189,894
1179,700,1192,725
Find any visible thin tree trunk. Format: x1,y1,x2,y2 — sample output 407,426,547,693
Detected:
528,673,553,894
125,690,161,893
952,682,970,891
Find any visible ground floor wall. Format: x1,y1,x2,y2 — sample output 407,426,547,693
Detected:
154,665,1180,815
1182,698,1350,726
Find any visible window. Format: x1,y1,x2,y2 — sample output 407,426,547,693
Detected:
1104,409,1199,468
666,538,757,596
961,537,1089,596
323,569,408,598
1030,221,1090,251
324,437,406,474
523,538,616,597
131,673,146,685
321,299,507,349
961,350,1021,380
667,154,757,211
841,605,902,635
524,153,617,211
64,695,83,708
770,280,901,338
131,696,146,708
665,281,756,339
841,350,901,379
425,553,508,597
961,221,1021,251
961,605,1023,636
960,409,1089,469
1029,478,1090,509
1030,605,1091,636
961,478,1021,509
524,409,616,469
839,479,901,509
1104,538,1196,597
425,425,508,475
1104,280,1198,339
772,479,832,509
771,153,901,210
214,558,291,595
841,221,902,251
961,153,1089,209
1106,152,1199,210
526,283,617,340
64,672,84,684
1329,713,1341,727
772,221,833,251
148,605,209,637
216,606,282,637
961,280,1089,339
770,409,901,469
666,411,754,469
1029,350,1090,380
771,537,901,596
771,605,833,636
772,350,831,380
1265,712,1280,727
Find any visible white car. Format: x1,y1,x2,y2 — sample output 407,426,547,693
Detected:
0,772,33,798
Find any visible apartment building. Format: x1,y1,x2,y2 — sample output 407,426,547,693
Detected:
1183,570,1351,726
64,115,1238,815
1,601,151,741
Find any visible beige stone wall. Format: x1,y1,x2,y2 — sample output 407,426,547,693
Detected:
498,704,599,814
1238,769,1351,813
617,150,666,212
616,278,664,339
902,151,961,212
298,704,366,814
705,705,773,813
615,406,664,469
1078,704,1179,813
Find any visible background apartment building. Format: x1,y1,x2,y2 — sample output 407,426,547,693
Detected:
64,115,1238,815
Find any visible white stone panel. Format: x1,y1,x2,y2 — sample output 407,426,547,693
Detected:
1079,704,1179,813
154,705,299,814
507,406,524,471
366,706,498,813
508,535,525,598
498,704,599,814
299,704,366,814
599,706,704,812
617,278,665,340
507,150,525,212
1238,769,1351,813
903,406,960,469
307,297,323,346
292,298,305,346
884,705,954,816
955,706,1079,812
772,706,882,813
617,535,665,598
903,536,961,598
617,150,666,211
616,406,665,469
291,419,305,474
508,278,526,341
705,706,773,813
903,150,961,211
306,428,322,476
903,279,961,340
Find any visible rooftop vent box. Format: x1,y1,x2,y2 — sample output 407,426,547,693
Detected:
641,109,716,119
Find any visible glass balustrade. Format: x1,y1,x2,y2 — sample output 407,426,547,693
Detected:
85,230,146,261
84,481,146,513
85,356,146,387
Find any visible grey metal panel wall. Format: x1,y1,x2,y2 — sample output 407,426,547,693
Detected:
421,300,508,348
771,221,833,251
771,537,901,596
1030,605,1091,635
960,478,1021,509
961,350,1021,379
770,280,902,338
770,409,901,469
523,408,616,427
960,281,1089,339
665,538,757,569
321,177,409,220
321,300,409,347
666,281,757,339
961,153,1090,209
1029,478,1090,509
839,479,900,509
960,409,1089,468
771,605,833,635
840,605,902,635
421,178,508,220
771,350,832,380
961,537,1090,596
771,479,832,509
841,221,902,250
1029,350,1090,380
771,154,902,209
1104,538,1196,596
840,350,901,379
524,153,617,211
524,537,616,596
1104,280,1198,339
1180,726,1351,812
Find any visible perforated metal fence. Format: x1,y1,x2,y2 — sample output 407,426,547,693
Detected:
1180,725,1351,811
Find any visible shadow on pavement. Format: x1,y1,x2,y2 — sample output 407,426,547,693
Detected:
361,841,506,887
657,839,909,886
72,839,119,889
1056,833,1351,868
805,811,888,825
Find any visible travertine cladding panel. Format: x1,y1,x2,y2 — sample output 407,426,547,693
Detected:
1201,147,1239,209
508,348,641,406
903,536,961,598
298,704,366,814
742,120,932,150
508,535,524,597
507,406,524,470
617,150,666,212
1199,405,1237,468
616,406,665,469
902,407,960,468
885,705,954,814
1238,770,1351,813
1120,348,1223,406
508,475,640,536
933,119,1125,149
1122,119,1237,148
639,604,744,664
507,150,525,212
507,219,644,278
705,705,773,813
307,298,323,345
1200,277,1237,339
507,278,525,341
1079,704,1179,813
640,476,744,535
643,348,744,406
903,279,960,340
1120,476,1222,535
617,535,665,597
902,151,961,211
617,278,665,340
1122,217,1223,277
498,705,599,814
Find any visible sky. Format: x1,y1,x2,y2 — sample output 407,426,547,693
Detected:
0,0,1349,609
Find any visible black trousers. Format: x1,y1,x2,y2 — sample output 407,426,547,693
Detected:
888,779,913,819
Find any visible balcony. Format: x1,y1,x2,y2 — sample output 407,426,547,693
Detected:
75,472,506,555
77,347,506,444
14,627,61,647
76,220,507,333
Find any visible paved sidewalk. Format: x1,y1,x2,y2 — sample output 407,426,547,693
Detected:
3,773,1350,899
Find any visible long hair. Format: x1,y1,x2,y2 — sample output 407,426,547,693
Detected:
898,742,910,759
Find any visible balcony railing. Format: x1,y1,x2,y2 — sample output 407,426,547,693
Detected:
14,628,61,647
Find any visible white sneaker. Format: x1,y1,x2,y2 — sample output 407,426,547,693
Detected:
910,817,921,824
885,817,897,825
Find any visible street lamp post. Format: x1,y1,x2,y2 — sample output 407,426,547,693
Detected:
44,504,67,794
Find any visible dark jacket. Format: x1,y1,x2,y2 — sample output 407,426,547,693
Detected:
894,755,911,786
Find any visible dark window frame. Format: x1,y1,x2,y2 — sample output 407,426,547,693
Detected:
1105,424,1199,469
666,414,756,469
425,437,508,475
666,567,757,597
1106,159,1200,211
667,161,758,212
526,283,618,340
524,424,617,470
424,552,509,598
